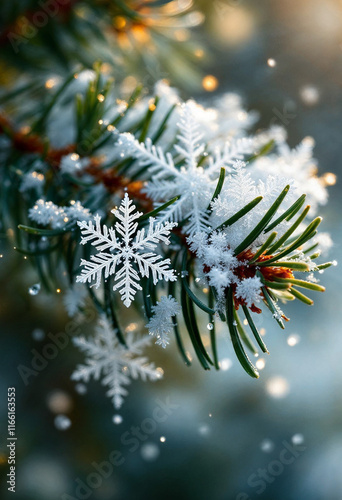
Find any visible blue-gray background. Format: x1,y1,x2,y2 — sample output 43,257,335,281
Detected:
1,1,342,499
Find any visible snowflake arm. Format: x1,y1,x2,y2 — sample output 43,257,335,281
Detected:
133,217,177,250
206,137,255,177
174,104,205,170
119,133,180,179
112,262,142,307
134,253,176,284
113,193,142,245
78,214,119,251
76,253,120,289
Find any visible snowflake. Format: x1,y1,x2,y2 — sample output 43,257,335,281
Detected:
146,295,181,348
76,193,177,307
119,103,255,236
188,230,240,307
71,315,161,409
235,277,262,308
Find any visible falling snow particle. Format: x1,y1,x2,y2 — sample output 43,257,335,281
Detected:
140,443,160,461
292,434,304,445
260,439,275,453
112,415,123,425
54,415,71,431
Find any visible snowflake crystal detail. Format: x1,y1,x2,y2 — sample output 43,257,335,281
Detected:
120,102,255,236
76,193,177,307
71,315,161,409
146,295,181,348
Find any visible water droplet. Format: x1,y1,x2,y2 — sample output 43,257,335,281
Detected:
208,413,212,418
29,283,41,296
140,443,160,461
260,438,274,453
113,414,123,425
291,433,304,445
54,414,71,431
207,323,214,331
195,278,201,283
160,436,166,443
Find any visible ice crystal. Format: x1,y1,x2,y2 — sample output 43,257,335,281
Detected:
29,200,66,228
208,161,297,250
65,201,92,223
71,315,161,409
76,193,177,307
29,199,91,229
235,277,262,308
120,103,255,236
146,295,181,348
20,170,45,193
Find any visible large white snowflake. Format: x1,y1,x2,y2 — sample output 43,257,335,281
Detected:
76,193,177,307
119,102,255,236
71,316,161,409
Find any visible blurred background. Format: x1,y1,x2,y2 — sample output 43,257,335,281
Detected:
1,0,342,499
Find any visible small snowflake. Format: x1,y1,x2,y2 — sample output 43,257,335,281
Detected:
71,315,161,409
235,277,262,308
76,193,177,307
146,295,181,348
